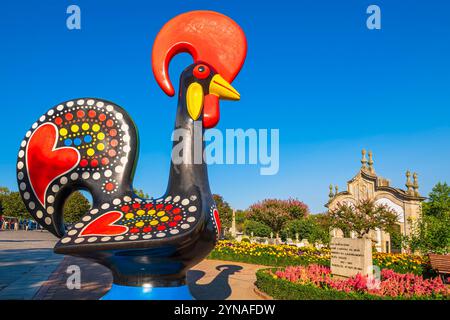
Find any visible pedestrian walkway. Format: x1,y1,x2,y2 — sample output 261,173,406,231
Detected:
0,230,270,300
35,257,269,300
189,260,269,300
0,230,62,300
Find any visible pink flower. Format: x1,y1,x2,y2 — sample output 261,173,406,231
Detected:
271,264,449,298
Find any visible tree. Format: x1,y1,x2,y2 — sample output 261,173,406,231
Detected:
328,199,398,238
134,188,149,198
404,182,450,254
63,191,91,223
0,187,10,195
235,210,247,232
407,215,450,254
0,187,11,214
243,219,272,237
247,198,309,237
213,194,233,229
422,182,450,219
2,191,27,218
281,215,330,244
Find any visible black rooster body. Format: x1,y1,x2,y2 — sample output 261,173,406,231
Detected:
16,10,246,289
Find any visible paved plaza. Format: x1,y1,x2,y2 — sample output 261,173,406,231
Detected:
0,230,267,300
0,230,62,299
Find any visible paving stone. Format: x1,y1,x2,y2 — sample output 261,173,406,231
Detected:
1,230,270,300
0,230,62,300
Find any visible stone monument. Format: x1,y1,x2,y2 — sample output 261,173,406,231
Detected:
230,209,237,238
330,237,373,278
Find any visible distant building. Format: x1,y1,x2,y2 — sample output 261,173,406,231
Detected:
326,150,425,253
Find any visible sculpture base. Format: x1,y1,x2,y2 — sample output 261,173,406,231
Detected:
101,284,194,300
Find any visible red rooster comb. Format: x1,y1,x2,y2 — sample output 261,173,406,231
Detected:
152,10,247,96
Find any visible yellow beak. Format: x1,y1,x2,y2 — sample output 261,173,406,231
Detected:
209,74,240,100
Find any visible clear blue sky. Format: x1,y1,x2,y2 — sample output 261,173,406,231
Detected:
1,1,449,213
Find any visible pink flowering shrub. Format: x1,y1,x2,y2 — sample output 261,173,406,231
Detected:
273,265,449,299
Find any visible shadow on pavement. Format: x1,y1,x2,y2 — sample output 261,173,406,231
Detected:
188,264,243,300
0,248,63,299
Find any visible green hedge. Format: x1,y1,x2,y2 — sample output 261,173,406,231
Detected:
255,269,384,300
255,269,447,300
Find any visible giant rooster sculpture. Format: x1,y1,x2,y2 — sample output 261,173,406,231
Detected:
15,11,247,300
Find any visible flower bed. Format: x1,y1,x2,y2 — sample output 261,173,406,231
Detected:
256,265,449,300
210,241,429,275
373,252,429,276
209,240,330,267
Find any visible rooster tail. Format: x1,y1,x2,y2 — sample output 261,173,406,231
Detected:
16,98,138,237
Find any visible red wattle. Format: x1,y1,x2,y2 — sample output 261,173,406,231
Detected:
203,94,220,128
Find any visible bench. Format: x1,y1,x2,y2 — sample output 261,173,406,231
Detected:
428,254,450,282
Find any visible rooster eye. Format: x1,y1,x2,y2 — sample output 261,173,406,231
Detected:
193,64,210,79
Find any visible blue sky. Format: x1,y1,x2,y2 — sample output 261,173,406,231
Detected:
1,0,449,213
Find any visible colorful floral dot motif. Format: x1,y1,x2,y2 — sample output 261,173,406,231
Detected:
71,124,79,133
125,213,134,219
58,194,202,244
90,159,97,167
112,196,200,238
84,135,92,143
77,110,85,118
105,182,115,191
45,101,132,190
80,159,88,167
16,98,136,238
87,148,95,156
16,98,207,248
62,192,200,242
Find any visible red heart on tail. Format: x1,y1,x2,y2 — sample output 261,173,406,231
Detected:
26,123,80,206
80,211,128,236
